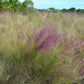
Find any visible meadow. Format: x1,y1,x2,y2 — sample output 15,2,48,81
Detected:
0,11,84,84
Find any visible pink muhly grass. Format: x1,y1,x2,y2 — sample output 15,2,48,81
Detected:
79,66,84,76
36,22,55,42
55,71,72,77
61,41,84,55
37,33,59,50
36,27,50,42
72,60,84,67
36,26,60,50
63,12,77,17
74,41,84,47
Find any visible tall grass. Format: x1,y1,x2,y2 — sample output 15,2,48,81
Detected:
0,12,84,84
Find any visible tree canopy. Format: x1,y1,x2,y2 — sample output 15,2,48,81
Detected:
0,0,34,13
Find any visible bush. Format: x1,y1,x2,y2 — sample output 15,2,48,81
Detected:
68,7,76,12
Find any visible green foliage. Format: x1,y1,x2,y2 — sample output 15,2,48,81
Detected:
49,8,56,13
0,0,3,4
37,7,84,14
38,8,60,13
77,9,84,13
0,0,3,11
20,0,33,14
0,0,34,13
61,9,68,13
68,8,76,12
60,8,84,14
61,8,76,13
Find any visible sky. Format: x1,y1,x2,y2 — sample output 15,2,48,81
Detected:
20,0,84,9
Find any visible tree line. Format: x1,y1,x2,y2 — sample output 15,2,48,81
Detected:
0,0,34,14
61,8,84,14
38,7,84,14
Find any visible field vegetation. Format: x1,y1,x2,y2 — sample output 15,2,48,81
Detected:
0,11,84,84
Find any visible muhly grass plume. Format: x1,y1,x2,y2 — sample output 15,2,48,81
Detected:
0,12,84,84
36,27,59,50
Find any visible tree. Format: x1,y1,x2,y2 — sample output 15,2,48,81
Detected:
0,0,3,4
61,9,68,13
49,8,55,12
77,9,81,12
21,0,33,14
0,0,34,13
9,0,13,3
68,7,76,12
0,0,3,11
22,0,33,8
49,8,55,10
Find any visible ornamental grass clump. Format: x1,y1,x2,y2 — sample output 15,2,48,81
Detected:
16,27,83,84
0,26,83,84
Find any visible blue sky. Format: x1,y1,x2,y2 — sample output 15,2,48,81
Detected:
20,0,84,9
